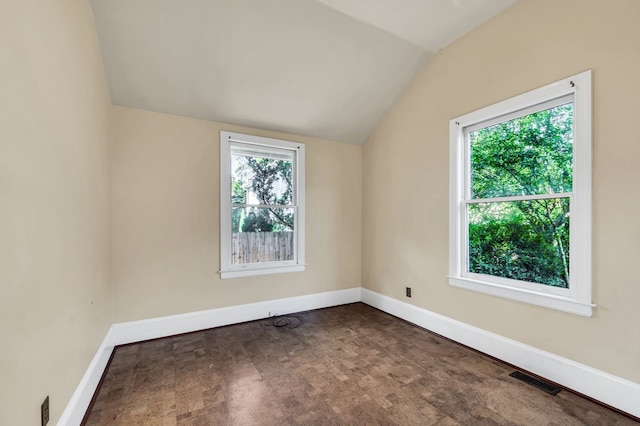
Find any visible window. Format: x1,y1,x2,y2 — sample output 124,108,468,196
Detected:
220,131,305,279
449,71,593,316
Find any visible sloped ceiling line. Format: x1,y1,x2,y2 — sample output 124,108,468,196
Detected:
90,0,517,144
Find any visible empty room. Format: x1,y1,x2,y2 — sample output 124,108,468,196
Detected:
2,0,640,424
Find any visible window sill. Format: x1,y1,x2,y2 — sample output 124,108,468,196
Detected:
448,275,594,317
220,264,305,279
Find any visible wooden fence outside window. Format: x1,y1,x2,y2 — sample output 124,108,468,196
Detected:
231,232,294,264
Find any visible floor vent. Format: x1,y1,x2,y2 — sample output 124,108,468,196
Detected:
509,371,561,395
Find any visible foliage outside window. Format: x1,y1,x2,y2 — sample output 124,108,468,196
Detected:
449,71,593,316
220,131,305,278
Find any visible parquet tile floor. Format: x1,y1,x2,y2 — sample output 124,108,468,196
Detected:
84,303,637,425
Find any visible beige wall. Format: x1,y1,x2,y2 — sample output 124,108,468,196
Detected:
0,0,112,424
111,106,362,322
4,0,638,422
363,0,640,383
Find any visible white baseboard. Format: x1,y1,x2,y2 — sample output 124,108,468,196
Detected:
110,287,361,345
57,329,115,426
58,287,361,425
361,288,640,419
60,286,639,424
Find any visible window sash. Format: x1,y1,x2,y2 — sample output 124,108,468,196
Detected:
448,70,592,316
232,203,297,208
230,142,297,208
461,97,575,291
462,196,572,294
464,94,573,134
464,94,574,202
465,192,571,205
230,141,295,161
220,131,305,278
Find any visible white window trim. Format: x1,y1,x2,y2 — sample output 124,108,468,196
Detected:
448,70,594,316
220,131,305,279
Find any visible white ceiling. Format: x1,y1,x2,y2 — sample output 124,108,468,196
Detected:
90,0,517,144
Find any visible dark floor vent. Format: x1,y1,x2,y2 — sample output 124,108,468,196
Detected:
509,371,561,395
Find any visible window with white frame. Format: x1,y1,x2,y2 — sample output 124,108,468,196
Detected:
449,71,593,316
220,131,305,279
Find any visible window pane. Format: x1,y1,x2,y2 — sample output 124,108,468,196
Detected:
231,153,293,206
231,207,294,264
468,198,569,288
470,103,573,199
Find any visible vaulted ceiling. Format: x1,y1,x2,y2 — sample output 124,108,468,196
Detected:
90,0,517,144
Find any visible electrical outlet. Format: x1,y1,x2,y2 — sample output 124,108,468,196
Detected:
41,396,49,426
406,287,412,298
